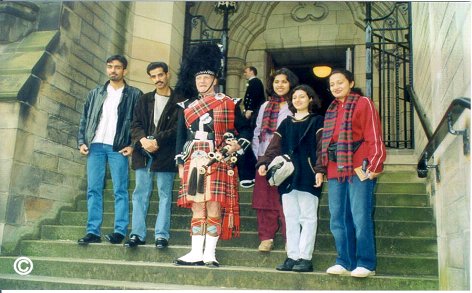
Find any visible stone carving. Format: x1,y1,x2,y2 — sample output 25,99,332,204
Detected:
290,2,329,23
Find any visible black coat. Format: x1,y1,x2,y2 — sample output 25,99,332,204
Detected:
243,77,265,127
257,114,325,196
78,81,143,151
130,89,179,172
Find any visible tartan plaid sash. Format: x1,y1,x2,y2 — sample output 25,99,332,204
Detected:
260,95,286,140
184,94,235,146
321,94,360,178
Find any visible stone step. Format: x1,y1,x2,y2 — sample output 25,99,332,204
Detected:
112,170,427,184
0,256,438,290
40,226,438,255
18,240,438,277
73,202,434,221
59,212,436,237
0,273,222,290
80,191,432,207
102,181,427,195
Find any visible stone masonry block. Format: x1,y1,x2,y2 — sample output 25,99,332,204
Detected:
80,19,100,43
0,129,17,160
0,159,13,193
58,157,84,176
13,129,35,164
18,104,48,137
0,193,7,222
130,37,171,63
25,197,54,222
38,183,76,203
32,151,58,171
10,163,41,196
446,267,468,290
448,234,467,269
133,17,172,44
41,82,77,109
134,2,174,23
5,195,25,225
34,137,76,161
79,34,107,61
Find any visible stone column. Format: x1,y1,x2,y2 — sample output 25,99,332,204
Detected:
126,1,186,92
226,57,246,99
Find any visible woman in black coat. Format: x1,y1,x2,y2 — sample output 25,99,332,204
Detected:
257,84,325,273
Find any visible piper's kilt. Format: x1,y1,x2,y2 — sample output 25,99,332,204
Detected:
178,140,240,209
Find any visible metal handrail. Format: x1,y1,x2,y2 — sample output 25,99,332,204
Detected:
406,85,433,141
415,95,470,180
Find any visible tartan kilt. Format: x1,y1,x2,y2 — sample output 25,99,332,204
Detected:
177,140,240,239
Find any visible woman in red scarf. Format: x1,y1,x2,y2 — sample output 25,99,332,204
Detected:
251,68,299,252
321,69,386,278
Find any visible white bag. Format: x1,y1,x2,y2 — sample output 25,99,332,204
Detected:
266,154,294,186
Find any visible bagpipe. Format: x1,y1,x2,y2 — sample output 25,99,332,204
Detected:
200,132,238,175
186,132,250,198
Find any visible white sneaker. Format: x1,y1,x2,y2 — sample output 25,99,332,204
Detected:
326,264,351,275
351,267,376,278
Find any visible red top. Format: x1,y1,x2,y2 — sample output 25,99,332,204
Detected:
327,96,387,179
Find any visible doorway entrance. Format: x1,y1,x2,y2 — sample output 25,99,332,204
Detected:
268,45,352,115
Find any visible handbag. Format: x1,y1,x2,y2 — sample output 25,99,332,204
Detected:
266,117,315,186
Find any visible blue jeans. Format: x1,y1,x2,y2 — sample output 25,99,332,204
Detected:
130,159,175,241
328,176,377,271
86,143,129,236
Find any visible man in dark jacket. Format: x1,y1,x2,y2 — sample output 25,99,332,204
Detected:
238,66,266,188
77,55,143,245
124,62,179,249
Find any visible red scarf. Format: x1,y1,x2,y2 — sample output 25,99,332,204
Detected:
321,94,360,178
260,95,286,140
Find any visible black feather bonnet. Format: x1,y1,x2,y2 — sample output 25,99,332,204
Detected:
174,43,223,102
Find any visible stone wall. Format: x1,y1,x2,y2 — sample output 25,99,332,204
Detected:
0,1,133,253
0,1,185,254
412,2,471,290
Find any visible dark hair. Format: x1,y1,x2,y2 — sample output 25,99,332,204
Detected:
329,68,354,83
267,67,299,98
288,84,322,114
106,55,128,69
146,62,169,75
351,87,364,96
247,66,257,76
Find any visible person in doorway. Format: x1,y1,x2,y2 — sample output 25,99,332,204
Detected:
322,68,386,278
238,66,266,188
124,62,179,249
257,84,325,272
77,55,142,245
174,44,252,267
251,67,299,252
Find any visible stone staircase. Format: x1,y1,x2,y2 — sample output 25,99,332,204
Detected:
0,159,439,290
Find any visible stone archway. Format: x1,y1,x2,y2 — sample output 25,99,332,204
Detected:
191,1,368,98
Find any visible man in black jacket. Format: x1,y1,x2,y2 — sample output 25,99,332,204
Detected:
124,62,179,249
77,55,143,245
238,66,266,188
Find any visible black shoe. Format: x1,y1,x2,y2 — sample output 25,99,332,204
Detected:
205,261,220,268
104,232,125,244
292,259,313,272
276,258,299,271
78,233,101,245
155,238,168,249
174,259,205,266
124,235,145,248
